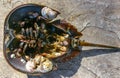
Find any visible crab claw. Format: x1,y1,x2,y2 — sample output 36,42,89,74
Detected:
41,7,60,20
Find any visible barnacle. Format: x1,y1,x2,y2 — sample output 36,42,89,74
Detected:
41,7,60,20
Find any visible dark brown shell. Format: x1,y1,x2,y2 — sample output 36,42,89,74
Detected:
50,19,83,37
4,4,82,75
4,3,118,75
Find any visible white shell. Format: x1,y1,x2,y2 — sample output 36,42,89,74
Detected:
36,59,53,73
25,60,36,72
41,7,58,20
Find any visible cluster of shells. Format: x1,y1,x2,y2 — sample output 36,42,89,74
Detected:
7,7,70,73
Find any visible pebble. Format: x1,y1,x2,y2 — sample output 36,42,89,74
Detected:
20,58,26,63
10,54,16,58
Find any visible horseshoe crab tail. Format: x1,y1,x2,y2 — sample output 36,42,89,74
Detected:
79,41,119,48
71,38,120,48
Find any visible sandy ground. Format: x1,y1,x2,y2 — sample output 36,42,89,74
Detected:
0,0,120,78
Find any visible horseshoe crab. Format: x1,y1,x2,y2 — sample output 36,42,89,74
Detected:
4,4,120,75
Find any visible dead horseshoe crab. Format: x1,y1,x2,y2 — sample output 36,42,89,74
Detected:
4,4,120,75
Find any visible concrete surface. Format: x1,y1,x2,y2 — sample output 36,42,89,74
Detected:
0,0,120,78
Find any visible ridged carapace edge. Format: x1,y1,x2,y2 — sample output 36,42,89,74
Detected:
49,19,83,37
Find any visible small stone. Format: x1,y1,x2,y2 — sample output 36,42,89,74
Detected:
20,58,26,63
10,54,15,58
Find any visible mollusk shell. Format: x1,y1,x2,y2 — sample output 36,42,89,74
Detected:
41,7,58,20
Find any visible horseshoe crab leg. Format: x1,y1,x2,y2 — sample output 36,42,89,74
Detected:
79,41,120,48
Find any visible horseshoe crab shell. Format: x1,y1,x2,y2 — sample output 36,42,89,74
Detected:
4,4,60,75
4,3,118,75
4,4,76,75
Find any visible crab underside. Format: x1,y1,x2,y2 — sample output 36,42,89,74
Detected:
4,4,82,74
4,4,119,75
